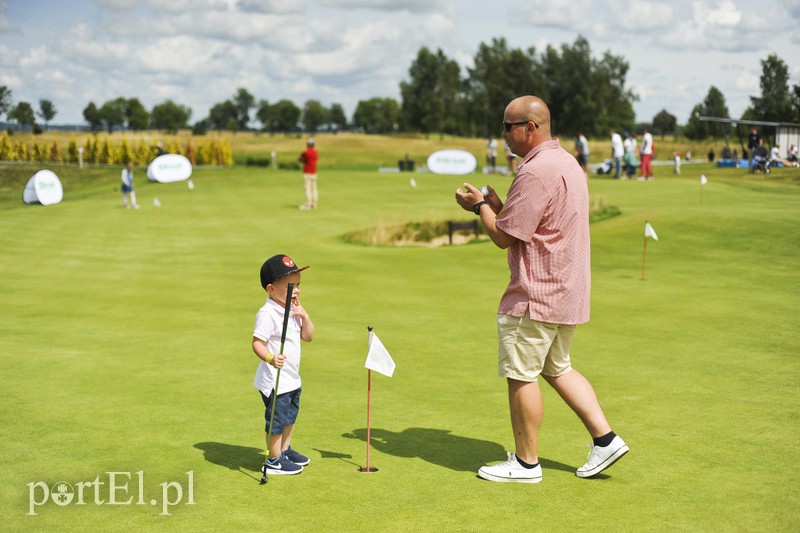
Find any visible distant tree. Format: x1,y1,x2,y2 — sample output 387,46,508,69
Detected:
0,86,12,120
191,118,210,136
353,97,399,133
255,99,271,132
329,103,347,131
83,102,102,131
9,101,36,130
233,88,255,130
749,54,793,122
399,47,462,136
98,98,127,132
685,86,730,139
792,83,800,123
271,99,301,133
150,99,191,133
651,109,677,137
37,99,57,131
208,100,238,131
301,99,329,132
465,38,544,137
126,98,150,131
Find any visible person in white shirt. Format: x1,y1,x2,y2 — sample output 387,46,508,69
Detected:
610,129,624,179
639,129,654,181
120,161,139,209
770,143,797,167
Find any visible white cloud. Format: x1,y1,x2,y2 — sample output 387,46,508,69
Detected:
318,0,441,11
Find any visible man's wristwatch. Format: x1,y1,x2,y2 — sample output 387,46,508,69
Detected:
472,200,488,215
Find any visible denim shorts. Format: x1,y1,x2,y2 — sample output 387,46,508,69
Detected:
260,387,301,434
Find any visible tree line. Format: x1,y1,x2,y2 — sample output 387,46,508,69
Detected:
0,37,797,140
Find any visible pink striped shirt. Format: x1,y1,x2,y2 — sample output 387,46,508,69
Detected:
495,138,591,325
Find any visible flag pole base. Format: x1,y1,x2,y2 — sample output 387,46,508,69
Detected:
358,467,379,473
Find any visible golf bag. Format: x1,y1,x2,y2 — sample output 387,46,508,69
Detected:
597,159,614,175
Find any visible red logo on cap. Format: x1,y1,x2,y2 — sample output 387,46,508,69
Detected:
282,256,295,268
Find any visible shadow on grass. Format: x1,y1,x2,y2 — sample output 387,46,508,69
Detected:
342,427,576,474
194,442,265,480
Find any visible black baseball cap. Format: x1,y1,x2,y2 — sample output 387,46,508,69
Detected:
260,254,309,288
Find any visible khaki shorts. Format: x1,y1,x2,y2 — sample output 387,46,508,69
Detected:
497,314,574,382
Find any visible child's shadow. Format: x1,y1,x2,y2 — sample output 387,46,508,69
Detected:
194,442,263,473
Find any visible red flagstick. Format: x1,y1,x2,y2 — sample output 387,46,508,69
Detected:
366,369,372,471
360,326,378,473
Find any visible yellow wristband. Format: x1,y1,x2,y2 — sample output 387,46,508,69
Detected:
266,354,274,365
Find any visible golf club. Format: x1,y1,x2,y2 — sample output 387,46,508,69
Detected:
260,282,295,484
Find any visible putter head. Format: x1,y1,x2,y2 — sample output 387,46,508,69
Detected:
260,464,268,484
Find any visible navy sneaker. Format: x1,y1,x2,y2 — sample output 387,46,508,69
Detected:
262,454,303,476
284,446,310,466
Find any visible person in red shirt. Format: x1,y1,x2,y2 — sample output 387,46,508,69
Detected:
455,95,628,484
298,139,319,210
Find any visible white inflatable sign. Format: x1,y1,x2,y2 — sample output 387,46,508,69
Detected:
147,154,193,183
23,169,63,206
426,150,477,175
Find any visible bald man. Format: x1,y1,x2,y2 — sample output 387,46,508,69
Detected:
456,96,628,483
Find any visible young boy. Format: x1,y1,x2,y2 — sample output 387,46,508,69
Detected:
253,254,315,475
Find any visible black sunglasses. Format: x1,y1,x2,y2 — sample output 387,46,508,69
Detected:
502,120,539,133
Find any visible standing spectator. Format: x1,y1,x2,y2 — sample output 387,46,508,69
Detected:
639,128,654,181
708,148,715,163
486,137,498,174
673,151,682,174
298,139,319,210
610,129,624,179
747,128,761,173
623,132,638,179
455,95,628,483
575,132,589,178
120,161,139,209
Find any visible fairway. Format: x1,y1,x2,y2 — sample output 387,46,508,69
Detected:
1,161,798,531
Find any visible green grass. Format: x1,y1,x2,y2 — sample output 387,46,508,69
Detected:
1,157,799,531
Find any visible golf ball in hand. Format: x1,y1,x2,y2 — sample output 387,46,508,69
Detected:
481,186,489,196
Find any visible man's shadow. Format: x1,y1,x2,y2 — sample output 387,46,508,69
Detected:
342,427,576,474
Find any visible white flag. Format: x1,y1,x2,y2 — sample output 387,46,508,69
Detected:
644,222,658,241
153,197,161,208
409,177,417,188
365,331,395,377
188,179,195,190
700,174,708,185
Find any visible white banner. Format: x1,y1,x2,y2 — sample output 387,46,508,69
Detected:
426,150,477,175
23,170,63,206
147,154,193,183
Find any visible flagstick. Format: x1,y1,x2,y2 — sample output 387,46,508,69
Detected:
366,369,372,471
360,326,378,473
641,235,648,280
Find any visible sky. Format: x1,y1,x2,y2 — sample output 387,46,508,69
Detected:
1,0,799,127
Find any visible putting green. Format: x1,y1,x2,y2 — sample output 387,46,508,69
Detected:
1,161,798,530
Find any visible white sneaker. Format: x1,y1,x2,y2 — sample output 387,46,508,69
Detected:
478,452,542,483
576,436,629,478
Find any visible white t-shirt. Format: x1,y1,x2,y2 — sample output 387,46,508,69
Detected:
253,298,303,396
641,132,653,155
578,135,589,156
770,147,781,161
611,133,624,157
